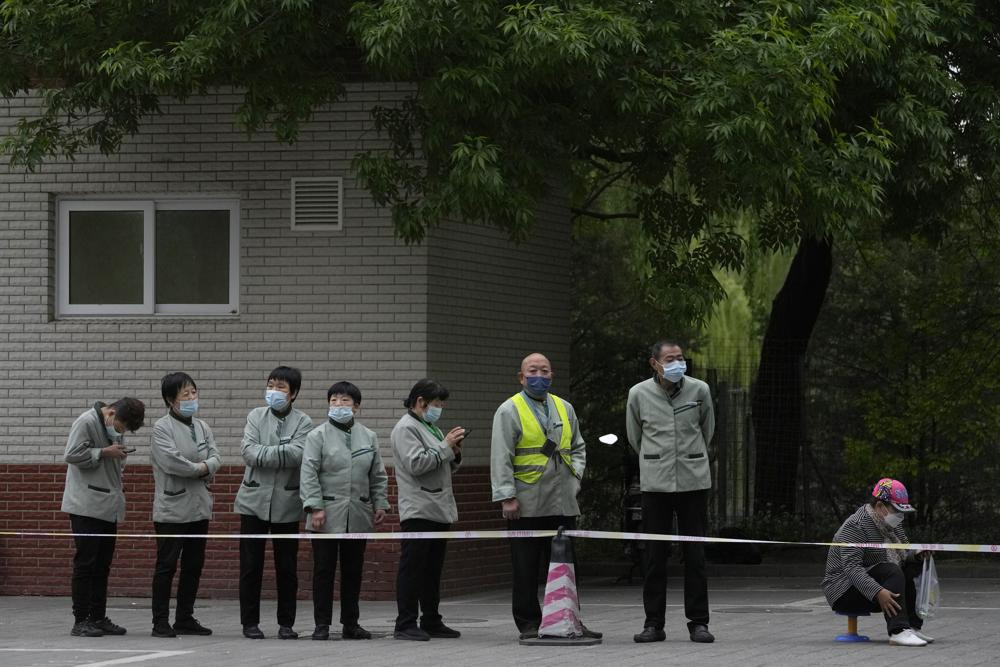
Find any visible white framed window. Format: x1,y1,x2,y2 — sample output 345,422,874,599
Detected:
57,199,239,316
290,177,343,231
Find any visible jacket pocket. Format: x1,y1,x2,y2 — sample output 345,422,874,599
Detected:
685,452,706,460
87,484,110,494
643,454,660,460
242,469,258,488
284,483,300,491
164,488,187,497
322,495,336,501
420,487,442,494
359,496,370,503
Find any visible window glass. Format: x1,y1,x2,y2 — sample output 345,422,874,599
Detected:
154,209,231,304
68,210,144,305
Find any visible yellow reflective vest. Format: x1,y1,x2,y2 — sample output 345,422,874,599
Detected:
511,392,576,484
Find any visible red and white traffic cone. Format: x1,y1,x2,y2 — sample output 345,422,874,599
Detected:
520,526,602,646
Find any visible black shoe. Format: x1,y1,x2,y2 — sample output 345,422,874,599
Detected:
394,626,431,641
71,620,104,637
689,624,715,643
92,617,127,635
420,623,461,639
151,623,177,638
581,624,603,639
633,626,666,643
342,624,372,640
278,625,298,640
242,625,265,639
173,618,212,636
518,625,539,640
311,624,329,640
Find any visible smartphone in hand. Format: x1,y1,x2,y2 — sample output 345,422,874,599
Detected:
459,427,473,440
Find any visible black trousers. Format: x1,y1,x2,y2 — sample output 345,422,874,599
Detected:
311,537,367,627
641,490,709,631
69,514,117,623
394,519,449,631
239,514,300,628
507,515,577,632
832,561,924,635
151,520,209,625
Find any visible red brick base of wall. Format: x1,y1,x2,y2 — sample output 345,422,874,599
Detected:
0,464,510,602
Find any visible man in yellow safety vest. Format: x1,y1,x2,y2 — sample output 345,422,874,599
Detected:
490,352,596,640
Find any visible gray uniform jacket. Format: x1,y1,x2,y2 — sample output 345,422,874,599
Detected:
489,391,586,517
300,420,390,533
234,405,313,523
151,413,222,524
61,402,128,523
626,376,715,493
391,412,460,524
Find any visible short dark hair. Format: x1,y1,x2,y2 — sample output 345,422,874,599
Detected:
403,379,450,408
161,372,197,408
650,339,683,360
268,366,302,398
110,397,146,432
328,381,362,405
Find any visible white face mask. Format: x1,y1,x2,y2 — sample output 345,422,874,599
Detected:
883,509,904,528
265,389,289,411
661,359,686,383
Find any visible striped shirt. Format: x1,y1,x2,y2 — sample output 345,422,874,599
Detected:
821,505,914,606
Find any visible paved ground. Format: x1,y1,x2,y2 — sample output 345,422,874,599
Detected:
1,576,998,666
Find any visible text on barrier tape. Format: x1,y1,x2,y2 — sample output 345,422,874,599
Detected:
1,529,999,554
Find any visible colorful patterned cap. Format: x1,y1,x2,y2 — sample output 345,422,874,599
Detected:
872,478,916,513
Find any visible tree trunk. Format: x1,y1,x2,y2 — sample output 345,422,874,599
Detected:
752,236,833,514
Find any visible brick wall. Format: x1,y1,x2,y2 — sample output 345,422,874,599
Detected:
0,84,432,463
0,463,509,601
426,200,573,468
0,85,571,601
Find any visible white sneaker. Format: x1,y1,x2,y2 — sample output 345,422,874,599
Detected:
911,629,934,644
889,629,928,647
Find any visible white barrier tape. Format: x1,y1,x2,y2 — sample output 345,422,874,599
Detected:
1,528,999,554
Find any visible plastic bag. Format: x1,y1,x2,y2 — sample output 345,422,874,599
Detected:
915,554,940,619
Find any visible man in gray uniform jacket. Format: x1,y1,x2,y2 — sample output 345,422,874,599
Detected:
61,397,146,637
235,366,313,640
627,340,715,644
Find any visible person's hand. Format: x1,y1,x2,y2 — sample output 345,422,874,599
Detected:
311,509,326,531
445,427,466,447
198,461,210,477
916,549,931,560
502,498,521,521
374,509,387,525
876,588,902,617
101,443,128,460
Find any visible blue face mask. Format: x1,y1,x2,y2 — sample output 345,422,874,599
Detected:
105,423,121,441
178,399,199,417
328,406,354,424
661,360,687,383
524,375,552,398
424,405,443,423
265,389,289,411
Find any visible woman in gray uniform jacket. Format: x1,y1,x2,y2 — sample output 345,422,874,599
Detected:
300,381,390,641
149,372,222,638
391,379,467,641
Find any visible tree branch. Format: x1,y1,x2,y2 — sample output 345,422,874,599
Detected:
571,208,639,221
578,168,631,213
585,143,646,163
